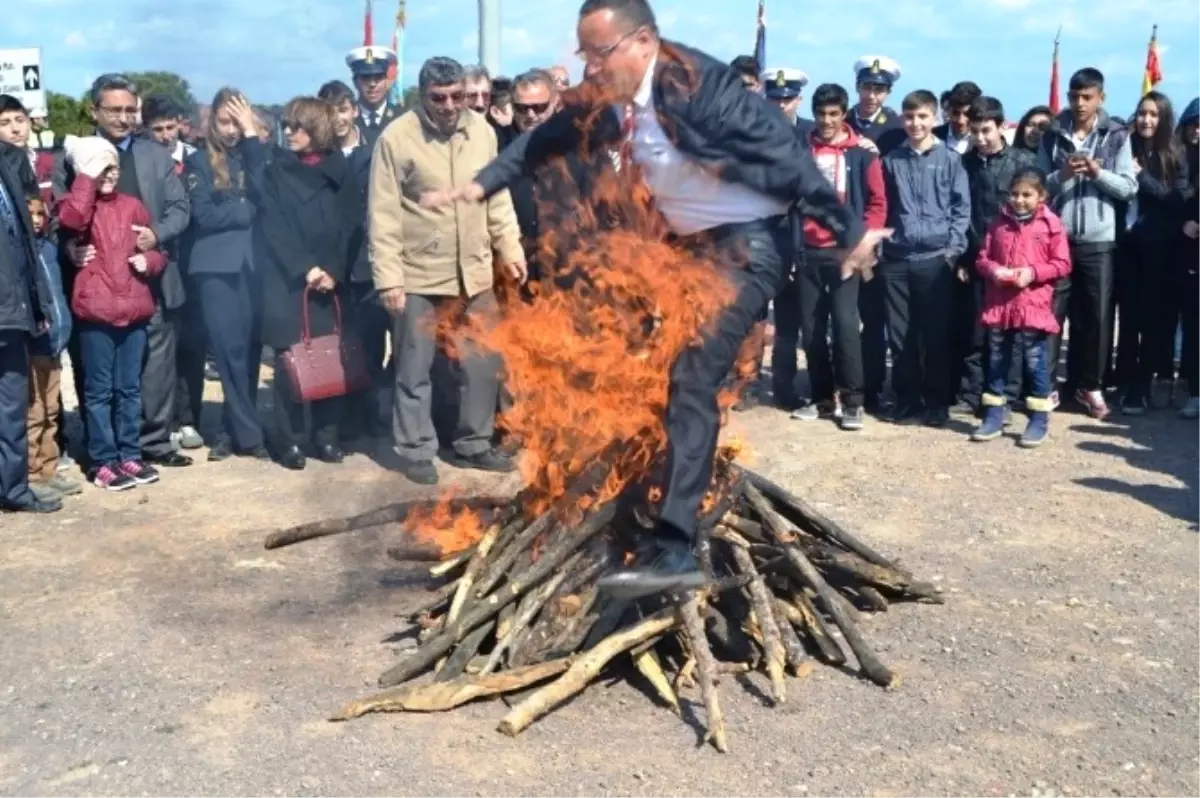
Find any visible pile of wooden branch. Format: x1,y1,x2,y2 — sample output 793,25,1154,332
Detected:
268,461,941,752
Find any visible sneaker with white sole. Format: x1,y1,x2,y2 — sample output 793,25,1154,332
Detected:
1075,389,1110,420
119,460,161,485
176,425,204,450
90,464,137,491
1180,396,1200,420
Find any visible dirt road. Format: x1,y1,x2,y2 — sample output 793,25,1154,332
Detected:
1,397,1196,796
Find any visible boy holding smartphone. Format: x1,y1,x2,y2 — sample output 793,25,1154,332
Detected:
1037,67,1137,418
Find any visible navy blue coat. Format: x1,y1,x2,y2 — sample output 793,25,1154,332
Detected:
880,140,971,262
183,139,265,275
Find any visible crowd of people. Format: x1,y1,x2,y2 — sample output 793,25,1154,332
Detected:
0,0,1197,523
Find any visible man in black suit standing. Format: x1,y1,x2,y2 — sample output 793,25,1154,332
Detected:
0,148,59,512
348,46,401,151
425,0,889,594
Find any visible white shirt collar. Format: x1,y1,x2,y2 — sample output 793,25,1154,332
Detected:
632,52,658,110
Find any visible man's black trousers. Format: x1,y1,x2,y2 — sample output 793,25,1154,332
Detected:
879,256,954,409
796,247,864,409
659,216,789,542
1047,243,1115,392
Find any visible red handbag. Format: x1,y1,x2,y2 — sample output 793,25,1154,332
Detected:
279,286,372,402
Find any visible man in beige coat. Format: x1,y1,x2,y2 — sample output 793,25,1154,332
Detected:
369,57,525,485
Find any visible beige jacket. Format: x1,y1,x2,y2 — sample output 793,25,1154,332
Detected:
368,108,522,297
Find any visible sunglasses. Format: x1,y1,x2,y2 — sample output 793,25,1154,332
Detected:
427,91,464,105
514,101,551,115
465,91,490,103
282,120,303,132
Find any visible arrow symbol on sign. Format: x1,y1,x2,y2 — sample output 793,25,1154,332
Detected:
24,68,38,89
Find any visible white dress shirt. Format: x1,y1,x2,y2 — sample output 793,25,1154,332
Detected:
944,127,971,155
626,53,789,236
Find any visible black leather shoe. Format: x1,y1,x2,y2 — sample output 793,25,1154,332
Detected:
398,459,439,485
207,439,234,462
454,448,515,473
2,495,64,514
239,444,271,460
278,446,306,471
924,405,950,428
315,443,344,464
597,541,706,601
146,451,193,467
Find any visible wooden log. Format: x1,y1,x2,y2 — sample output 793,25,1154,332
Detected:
472,511,558,600
772,599,811,675
429,547,474,577
737,468,909,577
678,593,728,753
265,497,503,550
447,520,504,625
744,483,897,688
331,658,571,719
377,502,617,687
726,537,787,704
482,554,579,674
434,621,494,682
858,586,890,612
802,538,939,601
386,543,445,563
509,550,612,668
720,513,766,542
633,648,680,714
497,610,678,737
404,580,458,620
778,593,847,666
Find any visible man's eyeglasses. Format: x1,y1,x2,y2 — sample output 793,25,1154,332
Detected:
575,27,641,63
427,91,464,106
514,102,551,115
98,106,138,118
465,91,490,104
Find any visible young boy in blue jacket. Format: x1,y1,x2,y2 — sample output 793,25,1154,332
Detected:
878,89,971,427
24,194,81,500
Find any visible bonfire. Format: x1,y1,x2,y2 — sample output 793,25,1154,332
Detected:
265,116,940,750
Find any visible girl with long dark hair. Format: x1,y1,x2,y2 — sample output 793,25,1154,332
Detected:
1013,105,1054,154
1117,91,1189,414
183,88,269,460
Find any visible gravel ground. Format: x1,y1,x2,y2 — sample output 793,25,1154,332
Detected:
0,375,1196,797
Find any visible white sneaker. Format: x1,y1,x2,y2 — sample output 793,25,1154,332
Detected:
1180,397,1200,420
178,425,204,449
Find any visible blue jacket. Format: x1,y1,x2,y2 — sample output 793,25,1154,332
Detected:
880,138,970,262
29,238,71,358
183,139,265,276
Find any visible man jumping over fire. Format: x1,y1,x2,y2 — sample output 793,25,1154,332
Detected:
423,0,890,598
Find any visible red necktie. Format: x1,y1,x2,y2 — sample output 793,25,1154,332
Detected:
619,104,635,171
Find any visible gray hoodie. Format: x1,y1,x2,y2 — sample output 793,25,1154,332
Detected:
1038,109,1137,245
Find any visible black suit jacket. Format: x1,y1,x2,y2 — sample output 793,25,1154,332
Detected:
475,41,863,251
183,138,265,276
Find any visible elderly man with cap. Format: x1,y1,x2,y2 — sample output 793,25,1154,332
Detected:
347,45,401,149
849,56,904,155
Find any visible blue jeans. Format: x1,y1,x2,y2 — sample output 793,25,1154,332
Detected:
80,323,147,466
984,328,1051,410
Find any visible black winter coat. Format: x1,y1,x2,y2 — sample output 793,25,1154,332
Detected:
0,146,51,334
475,40,864,253
962,143,1037,255
183,138,263,276
250,149,360,350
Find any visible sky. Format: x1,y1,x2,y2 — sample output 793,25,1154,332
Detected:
4,0,1199,120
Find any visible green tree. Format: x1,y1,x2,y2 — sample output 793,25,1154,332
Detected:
402,85,419,111
124,71,198,113
45,91,92,138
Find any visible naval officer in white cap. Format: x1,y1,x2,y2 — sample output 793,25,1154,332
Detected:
848,55,904,155
761,67,812,134
347,45,401,148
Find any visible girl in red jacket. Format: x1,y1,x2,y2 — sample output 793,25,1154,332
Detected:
971,167,1072,447
57,136,167,490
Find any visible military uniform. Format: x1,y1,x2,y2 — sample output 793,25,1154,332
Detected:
347,46,402,150
848,56,904,153
849,55,903,411
760,66,811,410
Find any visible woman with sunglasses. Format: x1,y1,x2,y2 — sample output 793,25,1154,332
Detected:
250,96,360,470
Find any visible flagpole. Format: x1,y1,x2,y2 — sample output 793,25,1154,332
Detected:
1048,25,1061,115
